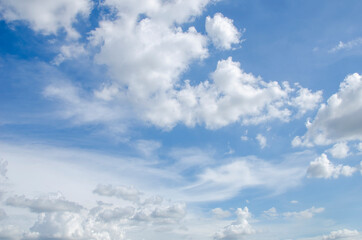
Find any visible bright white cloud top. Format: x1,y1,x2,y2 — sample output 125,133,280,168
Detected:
0,0,361,239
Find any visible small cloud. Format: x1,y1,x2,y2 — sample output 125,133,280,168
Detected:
329,37,362,53
211,208,231,219
283,206,324,219
290,200,299,204
256,134,267,149
327,142,349,159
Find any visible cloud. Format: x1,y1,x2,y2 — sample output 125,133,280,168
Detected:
322,229,360,240
307,154,356,179
184,155,306,201
93,184,142,202
293,73,362,146
214,207,255,240
291,86,323,117
212,208,232,219
329,38,362,53
256,134,267,149
327,142,350,159
263,207,278,218
133,139,162,157
283,206,324,219
6,193,83,213
0,0,92,39
206,13,241,50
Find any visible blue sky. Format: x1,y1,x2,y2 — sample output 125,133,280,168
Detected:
0,0,362,239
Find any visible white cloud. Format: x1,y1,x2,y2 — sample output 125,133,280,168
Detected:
93,184,142,202
329,37,362,53
256,134,267,149
263,207,278,218
283,206,324,219
212,208,231,219
357,142,362,152
290,200,299,204
323,229,360,240
52,43,87,65
184,155,306,201
293,73,362,146
0,0,92,38
6,193,83,213
307,154,357,179
327,142,350,159
291,86,323,117
41,0,322,132
214,207,255,240
205,13,241,50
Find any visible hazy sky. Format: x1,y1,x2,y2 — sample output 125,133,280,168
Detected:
1,0,362,239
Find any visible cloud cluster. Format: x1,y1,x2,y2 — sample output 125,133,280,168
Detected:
2,184,187,240
6,193,83,213
214,207,255,240
0,0,92,39
307,154,356,179
322,229,360,240
293,73,362,146
283,206,324,219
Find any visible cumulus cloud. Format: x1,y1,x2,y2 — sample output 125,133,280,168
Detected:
327,142,350,159
205,13,241,50
214,207,255,240
6,193,83,213
283,206,324,219
40,0,321,131
322,229,360,240
293,73,362,146
212,208,232,219
93,184,142,202
256,134,267,149
0,0,92,38
307,154,356,179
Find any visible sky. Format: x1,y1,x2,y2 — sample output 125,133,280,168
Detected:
0,0,362,239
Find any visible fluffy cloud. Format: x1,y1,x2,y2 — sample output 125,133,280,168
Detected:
38,0,321,131
283,206,324,219
93,184,142,202
307,154,356,179
0,0,92,38
47,57,321,130
256,134,267,149
327,142,350,159
206,13,241,50
214,207,255,240
6,193,83,213
293,73,362,146
322,229,360,240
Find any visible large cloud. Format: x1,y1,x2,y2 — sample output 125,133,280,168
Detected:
293,73,362,146
0,0,92,38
